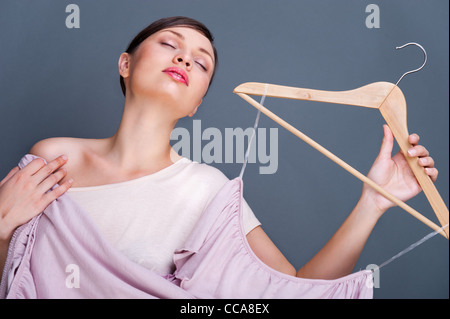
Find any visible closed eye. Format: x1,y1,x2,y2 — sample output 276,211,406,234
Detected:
161,42,176,49
195,61,207,71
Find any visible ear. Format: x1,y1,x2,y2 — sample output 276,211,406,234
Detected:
118,52,131,78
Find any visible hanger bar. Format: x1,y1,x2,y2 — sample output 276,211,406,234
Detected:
234,81,449,238
234,82,395,109
235,91,447,238
378,86,450,236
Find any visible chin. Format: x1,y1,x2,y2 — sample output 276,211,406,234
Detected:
133,80,181,102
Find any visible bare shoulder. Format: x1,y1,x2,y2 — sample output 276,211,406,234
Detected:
29,137,85,163
29,137,106,185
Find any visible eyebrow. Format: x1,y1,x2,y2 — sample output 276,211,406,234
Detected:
163,30,215,64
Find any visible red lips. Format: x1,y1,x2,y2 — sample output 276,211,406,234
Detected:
162,67,189,86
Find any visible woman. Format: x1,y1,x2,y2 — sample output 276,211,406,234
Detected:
0,16,439,281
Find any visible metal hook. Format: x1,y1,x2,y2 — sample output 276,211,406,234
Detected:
395,42,427,86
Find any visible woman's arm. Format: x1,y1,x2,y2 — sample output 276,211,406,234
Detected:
247,125,439,279
294,194,381,279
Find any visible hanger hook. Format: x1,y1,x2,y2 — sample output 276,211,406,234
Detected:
395,42,427,86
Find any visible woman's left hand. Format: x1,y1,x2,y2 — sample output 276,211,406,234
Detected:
361,124,439,215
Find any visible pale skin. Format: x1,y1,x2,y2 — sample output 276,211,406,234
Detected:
0,27,439,280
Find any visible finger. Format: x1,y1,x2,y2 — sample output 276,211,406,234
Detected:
41,178,73,205
425,167,439,182
19,157,47,176
408,133,420,146
0,166,20,187
378,125,394,159
36,168,68,193
407,145,429,158
32,155,68,183
418,156,435,168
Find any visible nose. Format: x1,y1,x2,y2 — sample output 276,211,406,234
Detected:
173,53,192,70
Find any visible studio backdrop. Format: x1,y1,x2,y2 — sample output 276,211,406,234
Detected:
0,0,448,298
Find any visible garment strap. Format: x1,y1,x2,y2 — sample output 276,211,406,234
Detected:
239,84,269,179
374,223,449,272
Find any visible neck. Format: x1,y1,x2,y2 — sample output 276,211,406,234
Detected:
104,95,181,171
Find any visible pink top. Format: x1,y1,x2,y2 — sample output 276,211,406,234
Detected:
0,154,372,299
169,175,373,298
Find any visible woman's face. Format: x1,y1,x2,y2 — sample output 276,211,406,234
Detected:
120,26,215,118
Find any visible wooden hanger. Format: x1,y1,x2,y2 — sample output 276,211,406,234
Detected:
233,43,449,239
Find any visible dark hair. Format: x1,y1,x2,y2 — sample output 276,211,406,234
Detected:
120,16,218,96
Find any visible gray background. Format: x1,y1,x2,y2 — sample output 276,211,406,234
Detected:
0,1,448,298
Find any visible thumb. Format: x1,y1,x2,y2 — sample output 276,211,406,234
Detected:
378,124,394,160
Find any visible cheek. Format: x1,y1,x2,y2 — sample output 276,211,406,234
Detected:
131,44,166,76
194,74,211,97
128,54,167,94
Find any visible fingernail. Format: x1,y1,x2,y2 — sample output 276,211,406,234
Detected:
61,155,68,161
68,178,73,184
408,149,416,156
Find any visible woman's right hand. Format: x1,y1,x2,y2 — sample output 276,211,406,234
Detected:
0,155,73,243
